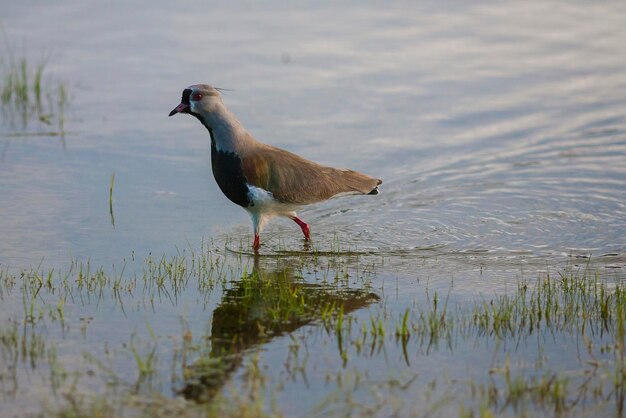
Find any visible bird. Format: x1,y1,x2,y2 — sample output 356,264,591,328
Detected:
169,84,382,253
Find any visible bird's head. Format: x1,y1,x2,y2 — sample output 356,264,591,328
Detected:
168,84,223,118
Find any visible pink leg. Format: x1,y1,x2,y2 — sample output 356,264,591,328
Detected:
291,216,311,240
253,234,260,252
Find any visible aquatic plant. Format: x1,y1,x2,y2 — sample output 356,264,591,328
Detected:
1,248,625,417
0,41,70,134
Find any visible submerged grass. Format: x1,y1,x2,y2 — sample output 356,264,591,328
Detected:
1,247,625,417
312,264,626,416
0,36,70,133
109,172,115,228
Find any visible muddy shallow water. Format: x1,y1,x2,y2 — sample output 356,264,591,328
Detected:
1,1,626,416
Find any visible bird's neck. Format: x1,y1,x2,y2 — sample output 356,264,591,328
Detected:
200,106,249,153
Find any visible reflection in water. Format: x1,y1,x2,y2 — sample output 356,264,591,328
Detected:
0,1,625,414
179,256,379,402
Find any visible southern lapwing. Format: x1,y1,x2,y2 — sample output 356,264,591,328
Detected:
169,84,382,252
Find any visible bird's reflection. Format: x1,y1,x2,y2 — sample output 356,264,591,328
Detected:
179,255,379,402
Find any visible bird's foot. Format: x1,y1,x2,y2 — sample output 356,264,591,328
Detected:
292,216,311,240
253,234,260,253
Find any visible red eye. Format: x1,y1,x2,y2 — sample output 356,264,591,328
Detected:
191,92,203,101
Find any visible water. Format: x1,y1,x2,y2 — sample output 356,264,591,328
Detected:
1,1,626,416
1,1,624,270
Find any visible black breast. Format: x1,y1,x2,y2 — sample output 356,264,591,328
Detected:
210,137,252,208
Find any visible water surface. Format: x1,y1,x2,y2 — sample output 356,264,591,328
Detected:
1,1,625,416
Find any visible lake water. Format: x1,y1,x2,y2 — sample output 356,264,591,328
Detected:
1,1,626,416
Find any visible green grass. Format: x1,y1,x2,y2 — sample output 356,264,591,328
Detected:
309,264,626,416
1,247,625,417
109,172,116,228
0,41,70,133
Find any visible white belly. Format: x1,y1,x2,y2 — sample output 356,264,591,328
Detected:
244,185,301,233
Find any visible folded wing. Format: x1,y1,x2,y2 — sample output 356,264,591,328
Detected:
241,145,382,205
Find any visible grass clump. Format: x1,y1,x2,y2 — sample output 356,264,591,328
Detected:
468,268,626,340
0,40,70,133
2,247,626,418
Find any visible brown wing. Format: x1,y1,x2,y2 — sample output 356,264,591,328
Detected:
241,145,382,205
